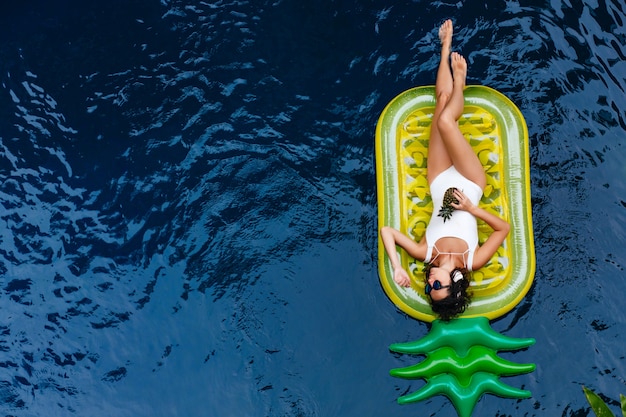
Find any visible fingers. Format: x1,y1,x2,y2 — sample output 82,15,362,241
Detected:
395,275,411,287
454,189,468,203
394,268,412,287
451,189,473,210
396,278,411,288
450,189,464,208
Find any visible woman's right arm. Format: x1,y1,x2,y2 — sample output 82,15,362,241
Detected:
380,226,427,287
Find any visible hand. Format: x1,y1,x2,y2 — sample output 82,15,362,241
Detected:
451,189,475,212
393,266,411,287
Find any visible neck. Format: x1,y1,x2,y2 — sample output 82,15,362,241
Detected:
436,254,462,270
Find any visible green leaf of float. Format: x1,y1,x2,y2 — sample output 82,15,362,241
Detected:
390,345,535,385
621,394,626,417
397,372,531,417
583,386,615,417
389,317,535,357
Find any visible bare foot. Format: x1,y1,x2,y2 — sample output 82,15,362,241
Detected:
439,19,453,53
451,52,467,87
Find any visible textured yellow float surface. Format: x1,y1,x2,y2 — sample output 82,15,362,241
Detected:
376,86,535,322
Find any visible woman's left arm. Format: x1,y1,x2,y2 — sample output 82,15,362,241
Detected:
452,189,510,269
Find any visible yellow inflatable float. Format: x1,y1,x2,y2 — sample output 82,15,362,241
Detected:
376,85,535,322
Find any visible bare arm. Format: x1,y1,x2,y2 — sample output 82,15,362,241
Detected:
451,189,510,270
379,226,427,287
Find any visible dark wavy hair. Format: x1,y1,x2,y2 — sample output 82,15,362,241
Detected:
423,264,471,321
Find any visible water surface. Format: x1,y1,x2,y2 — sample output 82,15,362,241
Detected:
1,1,625,416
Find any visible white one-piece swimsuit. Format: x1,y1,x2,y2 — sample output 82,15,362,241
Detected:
424,166,483,271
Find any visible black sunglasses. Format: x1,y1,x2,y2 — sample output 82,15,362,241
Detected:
425,280,451,295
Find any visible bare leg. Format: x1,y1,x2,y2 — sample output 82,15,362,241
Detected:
445,53,467,120
427,19,454,185
435,19,453,99
436,53,486,189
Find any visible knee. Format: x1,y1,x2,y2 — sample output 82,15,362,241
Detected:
437,111,455,133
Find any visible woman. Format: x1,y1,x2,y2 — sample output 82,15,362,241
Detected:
380,19,510,321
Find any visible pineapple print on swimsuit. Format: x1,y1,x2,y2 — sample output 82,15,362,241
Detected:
438,187,459,222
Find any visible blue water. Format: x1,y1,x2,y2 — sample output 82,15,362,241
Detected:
1,1,625,416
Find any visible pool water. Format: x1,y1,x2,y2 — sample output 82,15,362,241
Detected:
0,1,625,416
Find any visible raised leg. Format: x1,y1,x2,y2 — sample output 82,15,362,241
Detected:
436,53,486,190
427,19,454,185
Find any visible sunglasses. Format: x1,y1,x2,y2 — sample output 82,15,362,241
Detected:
425,280,451,295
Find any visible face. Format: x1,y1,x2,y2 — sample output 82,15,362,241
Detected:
427,267,452,301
